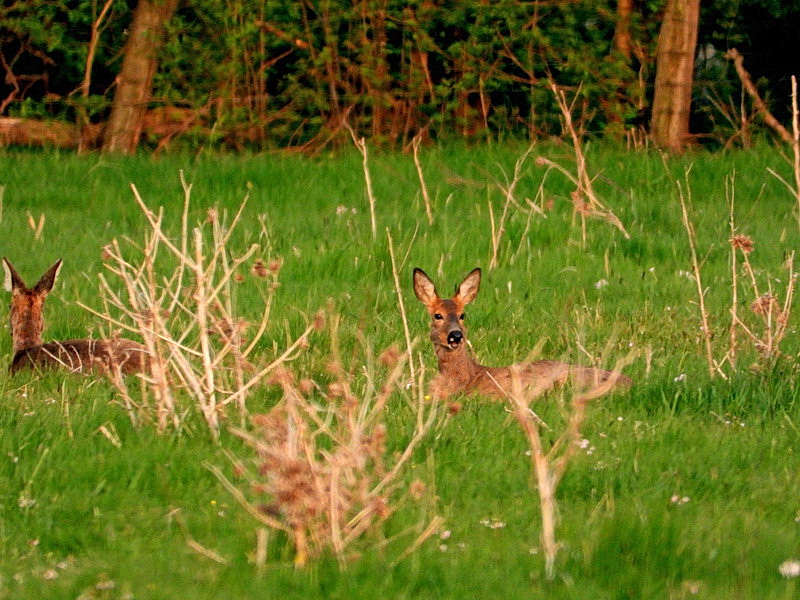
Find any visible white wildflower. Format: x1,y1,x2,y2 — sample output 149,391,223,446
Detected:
480,518,506,529
779,559,800,578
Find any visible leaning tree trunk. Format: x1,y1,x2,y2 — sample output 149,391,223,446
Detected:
650,0,700,153
102,0,179,154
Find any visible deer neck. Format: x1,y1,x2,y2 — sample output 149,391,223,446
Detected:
434,342,485,387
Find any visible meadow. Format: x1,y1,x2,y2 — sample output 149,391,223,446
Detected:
0,142,798,599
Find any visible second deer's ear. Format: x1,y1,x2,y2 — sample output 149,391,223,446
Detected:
413,268,439,305
3,258,26,294
33,259,63,295
456,268,481,305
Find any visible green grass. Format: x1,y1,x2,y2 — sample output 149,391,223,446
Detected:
0,142,799,599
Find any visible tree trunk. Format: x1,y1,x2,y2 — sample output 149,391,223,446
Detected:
102,0,179,154
650,0,700,153
614,0,633,59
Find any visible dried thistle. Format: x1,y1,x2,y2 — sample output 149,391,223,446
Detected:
312,311,326,332
751,293,781,318
299,378,316,395
409,480,427,501
267,366,296,387
251,259,269,279
379,345,401,368
730,234,754,253
447,401,462,416
268,259,282,274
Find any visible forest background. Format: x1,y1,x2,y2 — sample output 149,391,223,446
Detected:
1,0,799,154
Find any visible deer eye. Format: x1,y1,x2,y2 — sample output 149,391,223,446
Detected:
459,313,466,320
434,313,443,320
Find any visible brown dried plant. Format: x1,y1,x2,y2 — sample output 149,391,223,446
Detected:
765,75,800,233
344,121,378,240
728,235,795,365
534,80,630,245
81,172,315,438
487,145,543,270
209,328,444,567
680,172,796,376
507,353,633,580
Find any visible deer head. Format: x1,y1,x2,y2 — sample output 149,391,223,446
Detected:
413,267,481,353
3,258,62,352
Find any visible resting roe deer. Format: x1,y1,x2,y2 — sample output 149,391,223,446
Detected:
413,268,631,400
4,258,147,375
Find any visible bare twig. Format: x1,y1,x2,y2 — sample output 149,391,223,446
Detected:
412,133,434,225
90,177,309,438
765,76,800,232
677,171,725,379
386,229,417,393
81,0,115,98
538,80,629,244
345,122,378,240
728,176,738,367
725,48,793,144
489,145,537,269
507,352,633,580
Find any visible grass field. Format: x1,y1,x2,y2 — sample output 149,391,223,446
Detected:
0,142,799,599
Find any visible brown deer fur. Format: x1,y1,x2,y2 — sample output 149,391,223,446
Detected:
4,258,147,375
413,268,631,400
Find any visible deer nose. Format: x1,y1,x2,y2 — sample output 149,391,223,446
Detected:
447,330,463,346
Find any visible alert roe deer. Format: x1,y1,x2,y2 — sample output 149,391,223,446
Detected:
3,258,147,375
413,267,631,400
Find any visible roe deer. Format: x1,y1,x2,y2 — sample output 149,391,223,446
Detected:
413,267,631,400
3,258,147,375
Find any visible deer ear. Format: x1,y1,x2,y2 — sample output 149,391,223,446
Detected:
33,259,63,295
456,268,481,305
3,258,26,293
413,268,439,305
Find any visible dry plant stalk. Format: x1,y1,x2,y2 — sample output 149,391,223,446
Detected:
345,123,378,240
704,87,757,149
676,171,725,379
682,171,796,374
725,49,793,145
412,133,434,225
488,145,541,269
81,0,115,98
728,237,795,363
507,355,632,580
537,80,630,244
211,333,443,567
83,173,315,438
765,75,800,232
728,178,739,365
386,229,417,395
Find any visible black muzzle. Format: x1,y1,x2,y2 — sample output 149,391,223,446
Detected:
447,330,463,347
